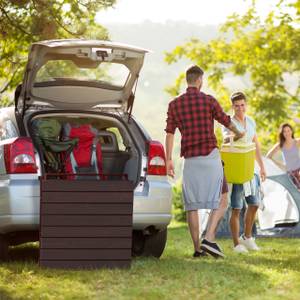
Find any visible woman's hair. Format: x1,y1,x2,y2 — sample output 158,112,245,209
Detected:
279,123,294,148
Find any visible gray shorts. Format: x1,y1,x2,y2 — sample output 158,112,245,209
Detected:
182,148,223,211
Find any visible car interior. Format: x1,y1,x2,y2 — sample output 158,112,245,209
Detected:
29,115,138,181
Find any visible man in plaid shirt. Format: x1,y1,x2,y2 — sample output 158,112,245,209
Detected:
165,65,243,258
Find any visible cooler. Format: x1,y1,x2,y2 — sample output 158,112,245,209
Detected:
220,142,256,184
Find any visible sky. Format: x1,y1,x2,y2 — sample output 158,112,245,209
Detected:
96,0,277,25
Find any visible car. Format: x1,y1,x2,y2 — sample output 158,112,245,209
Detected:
0,39,172,260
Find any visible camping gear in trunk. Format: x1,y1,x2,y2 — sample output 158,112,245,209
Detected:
62,123,103,179
32,119,78,173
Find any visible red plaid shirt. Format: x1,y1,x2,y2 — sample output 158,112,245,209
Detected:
165,87,231,158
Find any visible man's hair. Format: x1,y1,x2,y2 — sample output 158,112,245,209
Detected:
230,91,246,103
186,65,204,84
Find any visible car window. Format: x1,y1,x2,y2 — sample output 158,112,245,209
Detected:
106,127,127,151
0,119,18,141
34,60,130,89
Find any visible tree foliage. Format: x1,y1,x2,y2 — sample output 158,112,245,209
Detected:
165,0,300,148
172,182,186,222
0,0,115,105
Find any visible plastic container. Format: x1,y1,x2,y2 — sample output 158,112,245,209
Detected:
220,141,256,184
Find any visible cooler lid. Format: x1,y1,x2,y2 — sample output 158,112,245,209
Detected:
221,142,256,153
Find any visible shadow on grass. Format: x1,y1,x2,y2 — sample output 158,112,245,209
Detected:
167,223,300,271
241,254,300,273
0,226,299,299
0,290,15,300
7,243,39,263
132,255,270,299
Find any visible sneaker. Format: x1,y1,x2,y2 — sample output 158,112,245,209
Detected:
233,244,249,254
193,250,208,258
239,235,260,251
200,239,225,258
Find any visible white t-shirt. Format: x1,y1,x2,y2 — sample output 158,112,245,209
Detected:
222,115,256,143
222,115,257,195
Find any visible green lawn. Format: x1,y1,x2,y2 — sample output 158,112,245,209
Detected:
1,223,300,300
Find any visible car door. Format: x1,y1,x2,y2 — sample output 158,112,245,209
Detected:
15,40,148,116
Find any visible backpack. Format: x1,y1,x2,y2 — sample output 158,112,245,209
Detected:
32,119,78,173
63,123,103,179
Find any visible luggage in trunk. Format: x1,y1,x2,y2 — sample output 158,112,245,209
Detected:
39,175,134,269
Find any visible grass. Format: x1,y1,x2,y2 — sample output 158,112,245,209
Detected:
1,222,300,300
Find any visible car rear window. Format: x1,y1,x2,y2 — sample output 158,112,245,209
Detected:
106,127,127,151
34,60,130,89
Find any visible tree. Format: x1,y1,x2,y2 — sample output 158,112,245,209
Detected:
165,0,300,148
0,0,116,105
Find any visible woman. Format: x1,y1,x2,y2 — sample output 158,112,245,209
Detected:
267,123,300,189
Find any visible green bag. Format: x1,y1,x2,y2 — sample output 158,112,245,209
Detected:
32,119,78,173
33,119,61,140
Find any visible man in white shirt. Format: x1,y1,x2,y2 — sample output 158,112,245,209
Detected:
223,92,266,253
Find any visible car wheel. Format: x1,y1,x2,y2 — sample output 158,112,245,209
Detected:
132,229,167,258
0,235,9,261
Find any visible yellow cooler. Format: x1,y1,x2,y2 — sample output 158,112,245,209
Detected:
220,142,256,184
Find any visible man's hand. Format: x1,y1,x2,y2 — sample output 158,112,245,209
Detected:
227,121,245,142
234,131,246,141
260,168,266,182
166,159,175,178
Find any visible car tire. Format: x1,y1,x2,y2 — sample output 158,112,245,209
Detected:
132,229,167,258
0,235,9,261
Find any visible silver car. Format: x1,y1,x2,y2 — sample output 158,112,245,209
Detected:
0,39,172,260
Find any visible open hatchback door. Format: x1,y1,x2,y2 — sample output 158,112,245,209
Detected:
16,39,148,115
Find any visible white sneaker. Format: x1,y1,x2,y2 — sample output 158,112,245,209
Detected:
233,244,249,254
239,235,260,251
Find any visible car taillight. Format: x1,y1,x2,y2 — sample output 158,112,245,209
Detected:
147,141,167,176
4,137,37,174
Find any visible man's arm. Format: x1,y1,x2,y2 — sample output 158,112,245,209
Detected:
165,100,177,178
253,135,266,181
212,98,244,142
165,133,175,178
223,122,245,143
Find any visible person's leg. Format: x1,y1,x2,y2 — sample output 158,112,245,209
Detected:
205,192,228,241
244,205,258,238
240,203,260,250
187,210,200,252
229,184,245,246
239,181,261,251
205,171,229,241
230,208,241,246
200,173,228,258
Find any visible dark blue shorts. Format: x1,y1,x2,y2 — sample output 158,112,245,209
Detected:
230,174,260,209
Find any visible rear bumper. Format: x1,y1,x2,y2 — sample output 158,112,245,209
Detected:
133,176,172,230
133,213,172,230
0,212,172,233
0,174,40,234
0,175,172,234
0,215,39,234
